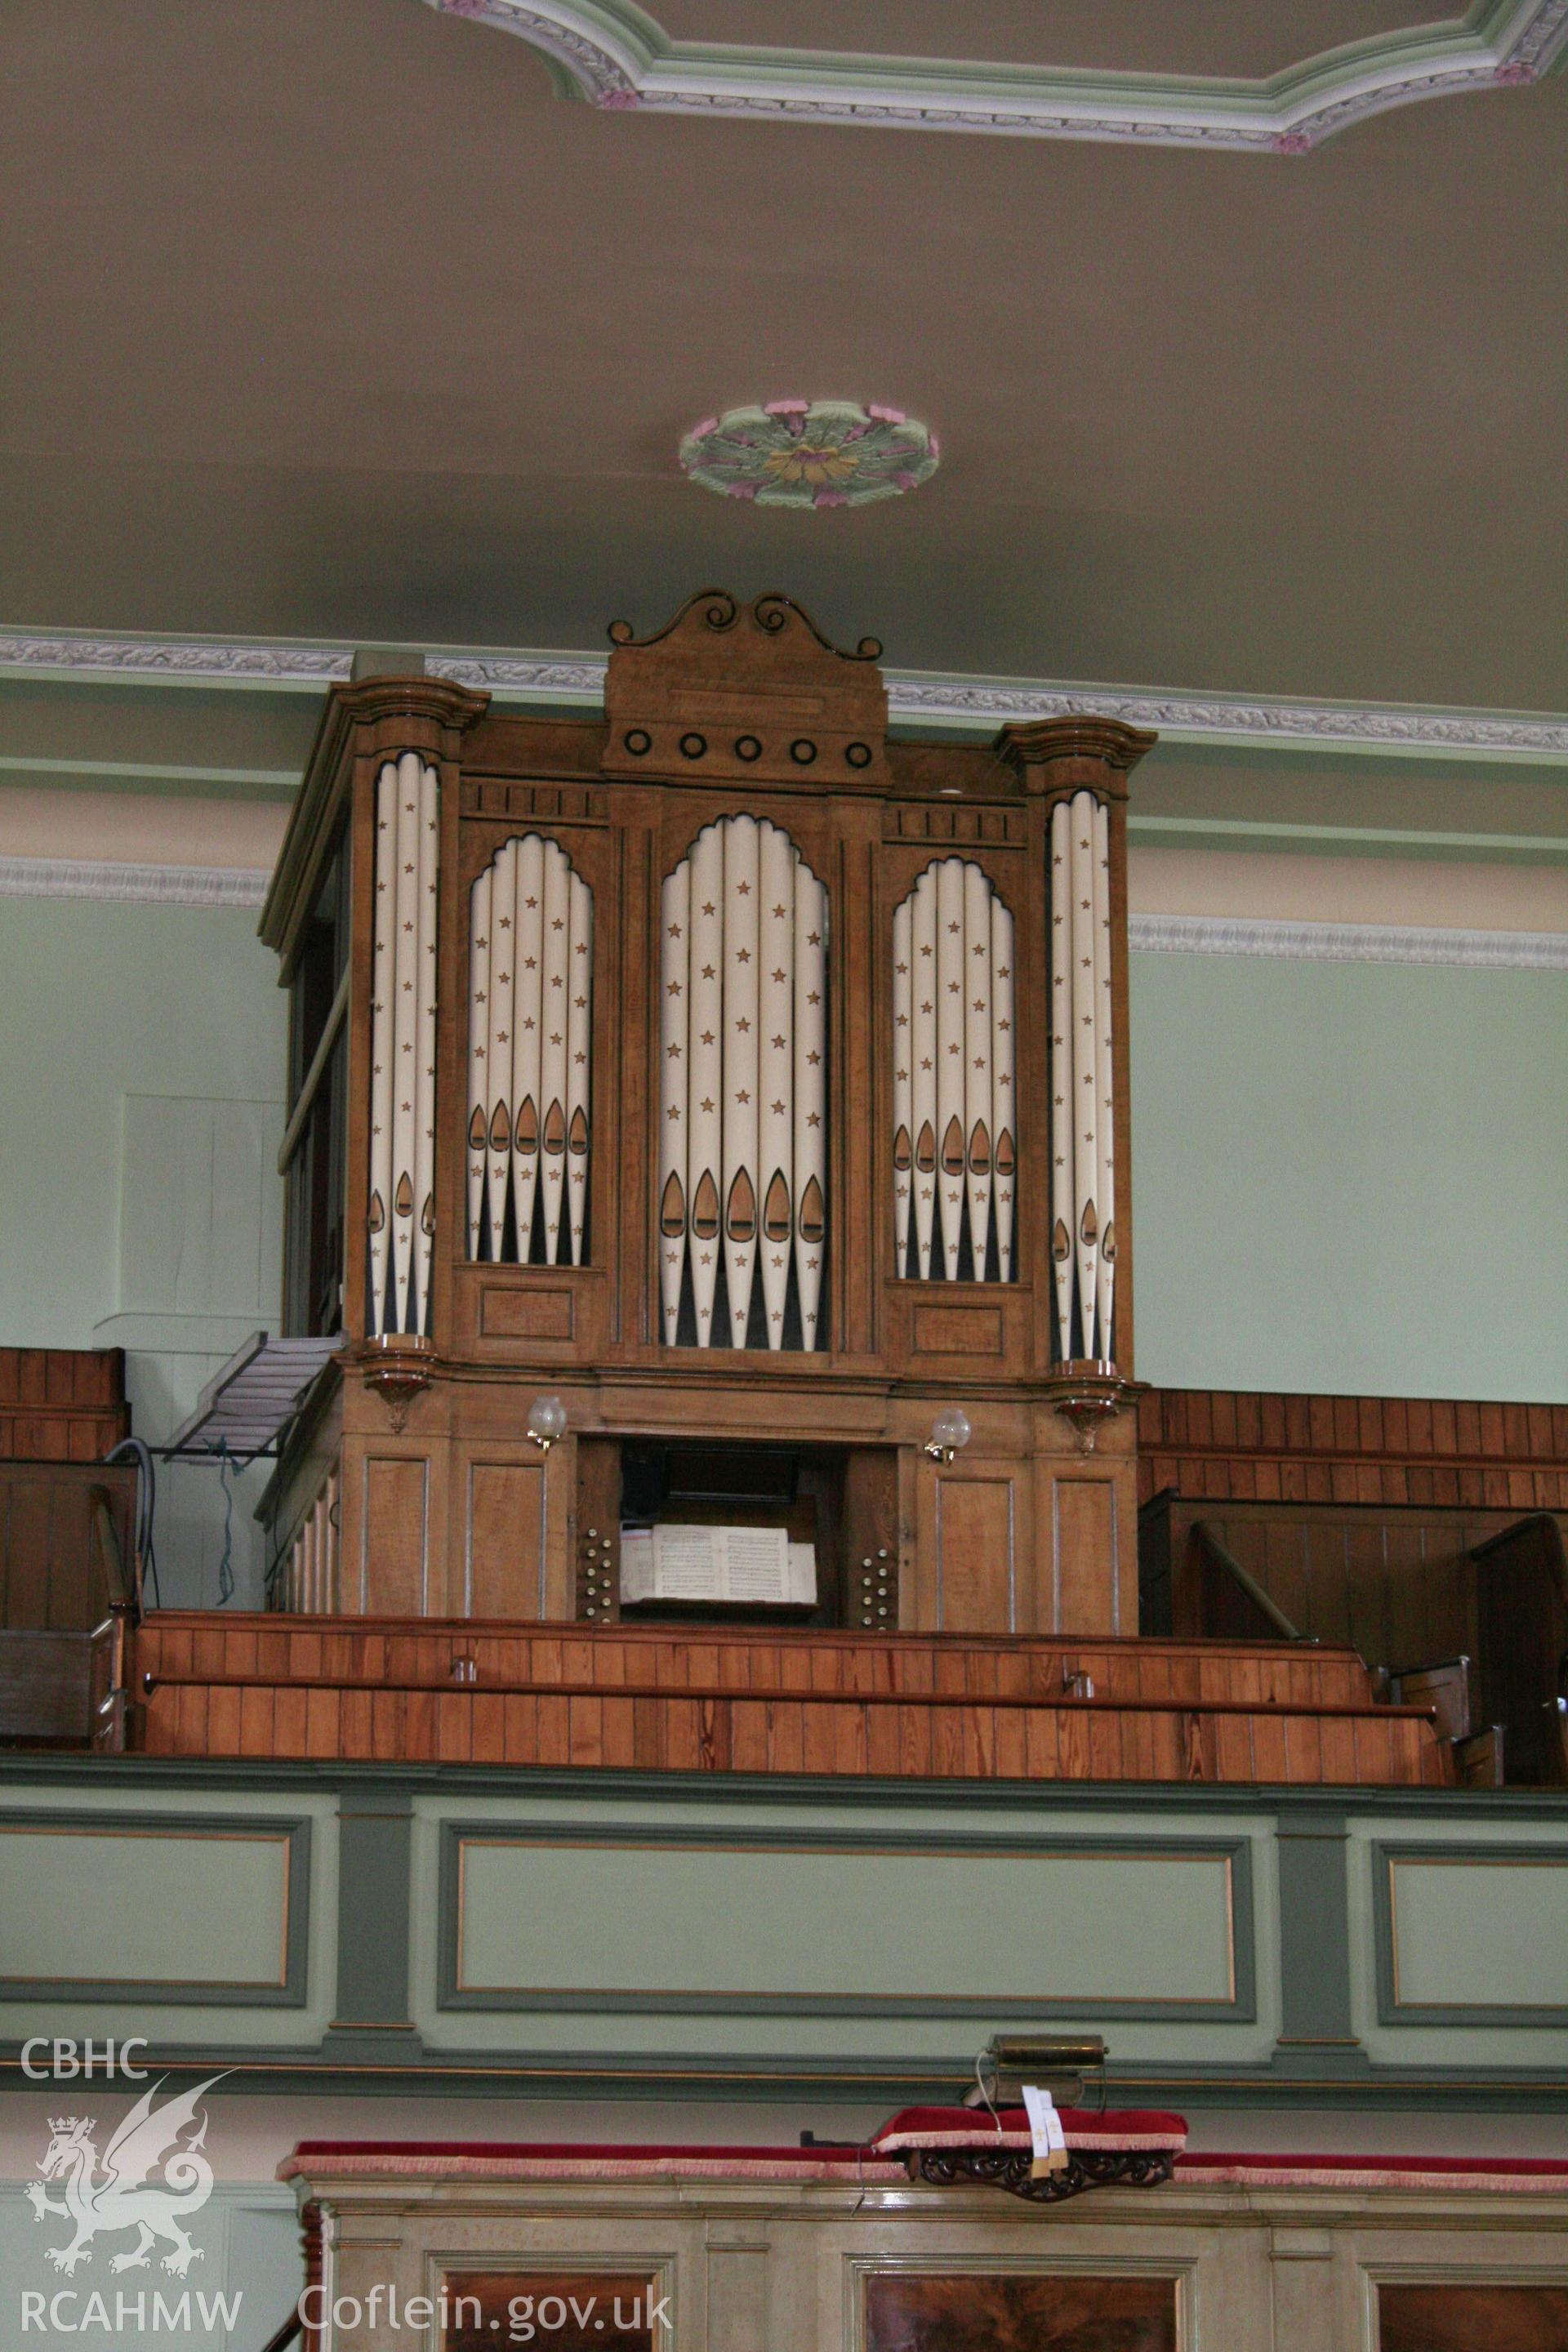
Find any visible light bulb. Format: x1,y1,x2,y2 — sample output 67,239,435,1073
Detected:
924,1405,972,1463
528,1394,568,1449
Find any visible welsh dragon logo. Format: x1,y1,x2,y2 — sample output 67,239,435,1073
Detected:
26,2075,222,2277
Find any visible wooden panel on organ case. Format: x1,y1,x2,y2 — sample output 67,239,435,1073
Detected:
866,2270,1176,2352
933,1475,1018,1633
466,1461,545,1619
362,1459,429,1615
1052,1477,1120,1634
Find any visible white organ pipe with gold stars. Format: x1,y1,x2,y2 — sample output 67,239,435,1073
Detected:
894,859,1014,1290
792,861,828,1348
758,821,795,1348
891,894,913,1273
910,869,938,1278
565,866,593,1263
722,813,761,1344
658,858,690,1341
686,825,725,1344
466,834,593,1267
660,816,828,1349
1091,794,1116,1358
1049,800,1075,1358
509,831,546,1259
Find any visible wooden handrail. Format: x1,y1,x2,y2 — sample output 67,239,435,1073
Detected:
88,1490,131,1609
256,2308,302,2352
277,964,350,1174
139,1670,1432,1722
1192,1521,1303,1642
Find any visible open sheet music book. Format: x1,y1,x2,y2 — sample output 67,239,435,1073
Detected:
619,1523,817,1608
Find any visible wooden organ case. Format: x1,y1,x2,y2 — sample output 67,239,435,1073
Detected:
261,592,1153,1637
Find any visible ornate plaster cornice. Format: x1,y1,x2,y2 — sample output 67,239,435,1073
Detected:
0,631,352,687
425,0,1568,154
876,675,1568,760
0,855,270,909
3,626,1568,764
7,853,1561,966
1129,914,1568,969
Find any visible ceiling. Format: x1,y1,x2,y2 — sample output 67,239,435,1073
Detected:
656,2,1439,79
2,0,1566,711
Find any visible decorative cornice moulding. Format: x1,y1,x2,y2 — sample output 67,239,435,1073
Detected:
6,855,1564,964
0,855,270,910
0,631,352,688
3,626,1568,764
425,0,1568,154
1129,914,1568,969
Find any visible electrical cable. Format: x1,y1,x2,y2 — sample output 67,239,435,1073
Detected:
102,1437,159,1610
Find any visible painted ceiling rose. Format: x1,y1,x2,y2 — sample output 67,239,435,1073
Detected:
679,402,939,510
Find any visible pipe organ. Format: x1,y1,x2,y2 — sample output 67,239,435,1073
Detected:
261,592,1152,1636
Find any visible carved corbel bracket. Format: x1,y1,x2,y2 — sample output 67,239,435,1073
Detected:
362,1334,437,1432
1044,1360,1135,1454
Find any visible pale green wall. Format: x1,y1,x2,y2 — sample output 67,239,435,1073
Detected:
0,898,287,1603
0,899,285,1349
2,906,1566,1416
1129,950,1568,1401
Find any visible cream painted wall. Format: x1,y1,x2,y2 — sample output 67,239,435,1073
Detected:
1129,951,1568,1400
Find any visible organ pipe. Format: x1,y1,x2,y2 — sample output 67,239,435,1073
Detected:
1069,799,1099,1350
539,838,571,1261
793,869,827,1346
1048,802,1074,1358
991,893,1017,1285
1091,795,1116,1357
465,834,594,1267
893,858,1016,1285
963,858,993,1278
891,896,913,1275
687,826,725,1344
758,822,795,1348
1046,788,1117,1363
935,857,965,1280
722,815,761,1344
483,840,516,1263
658,860,690,1343
278,1467,337,1616
465,865,491,1263
661,817,828,1349
368,751,439,1338
510,832,546,1259
910,875,938,1277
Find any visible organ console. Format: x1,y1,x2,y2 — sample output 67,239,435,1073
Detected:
261,590,1154,1636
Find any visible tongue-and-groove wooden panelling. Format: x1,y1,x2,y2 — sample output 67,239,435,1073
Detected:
1138,1388,1568,1511
0,1348,127,1463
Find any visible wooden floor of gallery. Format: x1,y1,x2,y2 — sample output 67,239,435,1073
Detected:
134,1614,1450,1784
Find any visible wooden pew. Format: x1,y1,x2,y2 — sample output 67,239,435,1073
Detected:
1471,1514,1568,1786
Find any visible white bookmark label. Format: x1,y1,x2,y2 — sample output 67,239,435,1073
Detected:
1022,2083,1068,2175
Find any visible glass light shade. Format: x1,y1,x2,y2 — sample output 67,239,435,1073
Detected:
527,1394,568,1444
929,1406,971,1454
